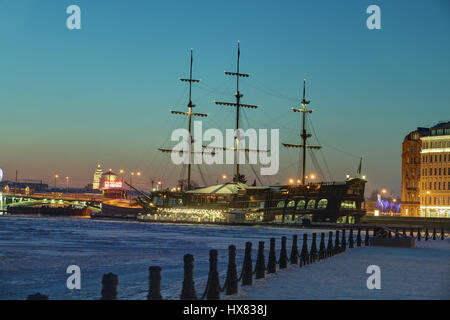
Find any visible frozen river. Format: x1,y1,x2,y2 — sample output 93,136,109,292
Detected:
0,216,332,300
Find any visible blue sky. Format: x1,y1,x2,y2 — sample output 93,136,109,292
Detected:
0,0,449,195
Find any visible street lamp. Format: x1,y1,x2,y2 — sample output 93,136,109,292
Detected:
157,180,162,191
54,174,59,189
65,176,69,193
288,178,294,185
120,169,124,181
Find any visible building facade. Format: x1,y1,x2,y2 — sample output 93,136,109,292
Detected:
419,122,450,218
401,130,422,216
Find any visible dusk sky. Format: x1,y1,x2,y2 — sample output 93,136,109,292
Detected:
1,0,449,195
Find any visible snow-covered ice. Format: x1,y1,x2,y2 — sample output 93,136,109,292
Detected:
1,216,449,300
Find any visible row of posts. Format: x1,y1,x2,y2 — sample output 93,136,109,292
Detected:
379,227,446,242
27,226,447,300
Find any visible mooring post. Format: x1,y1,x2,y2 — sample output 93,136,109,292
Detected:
318,232,326,260
441,229,445,240
278,236,288,269
255,241,266,279
300,234,309,267
267,238,277,274
395,228,399,239
341,229,346,252
224,245,238,295
432,228,436,240
425,228,429,241
356,228,362,247
205,250,220,300
147,266,162,300
241,242,253,286
349,229,354,248
410,228,414,237
334,230,340,254
364,228,370,246
327,231,333,257
290,235,299,264
417,228,421,241
101,273,118,300
26,293,49,300
309,233,318,263
388,229,392,238
403,227,406,237
180,254,197,300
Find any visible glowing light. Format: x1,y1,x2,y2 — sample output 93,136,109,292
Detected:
103,181,123,189
382,189,387,194
362,175,366,179
0,168,3,182
289,179,294,184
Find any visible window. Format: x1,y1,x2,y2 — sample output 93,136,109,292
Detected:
317,199,328,209
277,200,285,208
340,201,356,209
296,200,305,210
306,199,316,209
287,200,295,207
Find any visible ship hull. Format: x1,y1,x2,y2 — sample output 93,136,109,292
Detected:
145,178,367,224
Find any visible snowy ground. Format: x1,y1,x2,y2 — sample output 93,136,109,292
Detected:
230,239,450,300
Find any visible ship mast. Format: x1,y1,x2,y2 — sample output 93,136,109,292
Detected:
159,49,207,191
215,41,258,183
282,79,321,185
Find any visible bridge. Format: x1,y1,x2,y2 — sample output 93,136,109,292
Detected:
0,191,103,213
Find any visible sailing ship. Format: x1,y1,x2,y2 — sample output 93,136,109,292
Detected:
140,42,367,224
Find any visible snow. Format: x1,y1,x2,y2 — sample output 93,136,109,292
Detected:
229,239,450,300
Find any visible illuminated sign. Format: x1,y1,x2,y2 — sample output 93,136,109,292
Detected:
103,181,123,189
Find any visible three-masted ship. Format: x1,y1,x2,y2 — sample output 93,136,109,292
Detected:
141,43,366,224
